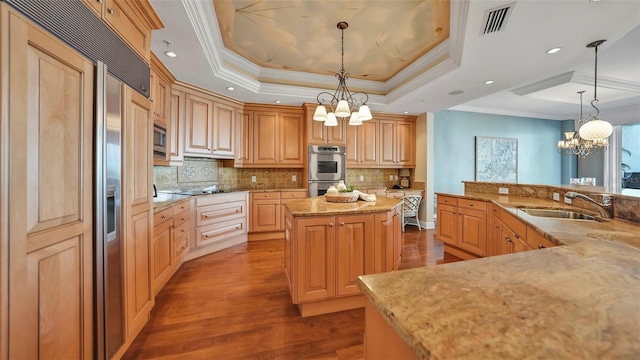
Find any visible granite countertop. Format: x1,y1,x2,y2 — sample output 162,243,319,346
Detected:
152,194,191,213
243,188,307,193
284,195,402,217
357,192,640,359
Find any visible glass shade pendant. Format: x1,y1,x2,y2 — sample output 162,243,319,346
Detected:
358,104,372,121
313,105,328,121
348,111,362,125
325,112,338,126
335,100,351,118
579,119,613,140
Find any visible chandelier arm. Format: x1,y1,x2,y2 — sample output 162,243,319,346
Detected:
316,91,335,106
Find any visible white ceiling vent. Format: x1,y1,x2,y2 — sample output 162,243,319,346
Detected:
480,3,515,35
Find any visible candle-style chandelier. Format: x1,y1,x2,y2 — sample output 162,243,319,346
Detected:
312,22,372,127
557,90,607,158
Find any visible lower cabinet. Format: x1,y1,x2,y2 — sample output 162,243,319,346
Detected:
436,196,487,258
151,200,191,296
285,206,402,317
249,190,307,240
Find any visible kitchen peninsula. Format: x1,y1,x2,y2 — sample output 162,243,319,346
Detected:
357,183,640,359
283,195,403,317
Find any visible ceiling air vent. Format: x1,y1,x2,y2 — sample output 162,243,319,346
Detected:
480,2,515,35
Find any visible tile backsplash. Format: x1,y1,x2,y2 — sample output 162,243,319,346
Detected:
154,159,412,191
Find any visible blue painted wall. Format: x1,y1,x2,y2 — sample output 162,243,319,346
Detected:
560,119,578,183
622,123,640,172
434,110,564,194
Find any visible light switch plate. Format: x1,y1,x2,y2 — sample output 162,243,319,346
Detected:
564,196,572,204
359,175,364,181
553,192,560,201
291,175,296,182
251,175,256,183
498,187,509,194
395,175,399,180
389,175,394,180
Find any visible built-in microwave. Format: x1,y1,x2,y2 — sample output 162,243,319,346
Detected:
153,124,166,157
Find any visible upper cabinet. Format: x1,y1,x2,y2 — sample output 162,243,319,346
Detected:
82,0,164,62
303,103,346,146
345,113,416,168
81,0,163,62
236,104,304,168
175,82,242,160
151,53,177,166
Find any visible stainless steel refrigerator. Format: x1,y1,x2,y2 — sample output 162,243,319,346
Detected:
95,61,125,360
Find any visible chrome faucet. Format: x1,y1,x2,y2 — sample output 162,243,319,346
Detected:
564,192,614,218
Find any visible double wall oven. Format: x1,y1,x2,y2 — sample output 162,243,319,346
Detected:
308,146,346,197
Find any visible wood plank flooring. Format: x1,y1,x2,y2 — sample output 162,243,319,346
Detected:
122,228,461,360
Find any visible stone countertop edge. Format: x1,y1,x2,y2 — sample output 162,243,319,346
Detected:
356,192,640,359
284,196,403,217
153,195,191,213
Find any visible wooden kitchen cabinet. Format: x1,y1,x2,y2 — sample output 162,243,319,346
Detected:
151,53,177,166
3,8,95,357
122,85,154,342
295,216,337,303
234,108,253,166
250,192,282,232
82,0,162,62
346,120,378,167
152,208,174,295
243,104,304,167
379,117,416,168
336,214,375,297
373,206,402,273
526,227,556,250
166,88,185,165
436,195,487,258
304,102,346,145
497,208,529,255
180,82,240,159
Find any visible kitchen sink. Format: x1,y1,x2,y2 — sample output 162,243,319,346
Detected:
520,208,600,221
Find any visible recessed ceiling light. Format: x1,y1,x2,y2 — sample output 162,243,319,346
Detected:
164,51,177,58
403,111,409,114
484,80,494,85
226,86,235,91
274,100,281,104
448,90,464,96
546,47,562,54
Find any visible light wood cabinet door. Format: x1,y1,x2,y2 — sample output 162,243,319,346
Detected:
374,210,396,273
378,120,397,167
253,111,279,164
296,216,336,302
284,211,294,295
458,207,487,257
103,0,151,60
396,120,416,167
152,219,173,296
279,112,304,165
212,102,235,158
346,120,378,167
5,10,94,357
307,115,346,145
436,204,458,246
336,215,374,297
526,227,556,250
122,85,153,341
184,93,214,155
168,89,185,163
235,109,253,165
250,199,281,232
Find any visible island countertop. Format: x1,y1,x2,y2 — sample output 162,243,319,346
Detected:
284,195,402,217
357,192,640,359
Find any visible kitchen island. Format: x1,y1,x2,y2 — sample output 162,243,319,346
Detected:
357,189,640,359
283,195,403,317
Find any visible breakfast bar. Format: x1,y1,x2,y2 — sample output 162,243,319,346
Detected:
357,186,640,359
283,195,403,317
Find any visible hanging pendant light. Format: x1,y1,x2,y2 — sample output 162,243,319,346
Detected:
314,22,371,126
557,91,607,158
578,39,613,141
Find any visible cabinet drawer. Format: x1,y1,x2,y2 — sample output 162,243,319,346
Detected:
173,208,190,228
252,191,281,200
173,200,190,214
197,200,246,227
458,199,487,211
499,209,527,241
281,191,307,200
153,207,173,227
173,220,190,240
197,218,246,247
437,195,457,206
366,189,387,196
174,233,189,258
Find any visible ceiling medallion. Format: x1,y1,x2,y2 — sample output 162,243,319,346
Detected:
312,22,372,127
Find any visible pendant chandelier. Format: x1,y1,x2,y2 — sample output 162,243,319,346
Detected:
312,22,372,127
578,39,613,141
557,91,607,158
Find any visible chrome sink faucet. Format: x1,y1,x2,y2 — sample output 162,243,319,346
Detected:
564,192,614,218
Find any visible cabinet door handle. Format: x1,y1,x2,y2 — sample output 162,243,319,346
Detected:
514,234,520,239
339,222,345,226
538,244,546,249
505,237,512,243
328,223,334,227
161,215,166,219
469,203,474,207
172,225,176,229
98,0,104,3
107,8,114,14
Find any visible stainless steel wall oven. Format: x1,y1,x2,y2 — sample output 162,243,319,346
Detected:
308,146,346,197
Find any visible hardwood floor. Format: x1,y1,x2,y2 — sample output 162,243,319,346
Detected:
123,228,461,359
